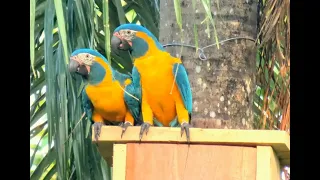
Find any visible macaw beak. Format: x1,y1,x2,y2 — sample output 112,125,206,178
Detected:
68,56,89,76
111,32,132,52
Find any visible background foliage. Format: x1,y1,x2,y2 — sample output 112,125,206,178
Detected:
30,0,290,179
30,0,160,179
254,0,290,133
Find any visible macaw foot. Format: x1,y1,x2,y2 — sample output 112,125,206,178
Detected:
181,122,191,143
93,122,103,142
121,122,132,138
139,122,151,140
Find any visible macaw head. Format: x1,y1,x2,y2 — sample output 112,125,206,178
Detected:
69,48,112,84
111,23,164,59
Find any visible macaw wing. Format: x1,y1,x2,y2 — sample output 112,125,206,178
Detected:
172,63,193,115
124,67,142,125
81,88,94,124
113,69,132,86
124,82,142,125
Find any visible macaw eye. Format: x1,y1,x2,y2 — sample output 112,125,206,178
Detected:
126,30,131,34
86,54,89,58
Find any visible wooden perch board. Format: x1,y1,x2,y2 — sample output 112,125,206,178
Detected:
126,143,257,180
93,126,290,167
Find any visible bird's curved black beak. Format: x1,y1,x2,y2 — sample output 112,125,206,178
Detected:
111,34,131,52
68,57,89,76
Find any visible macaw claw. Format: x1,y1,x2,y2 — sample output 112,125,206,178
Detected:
93,122,103,142
181,122,191,143
121,122,132,138
139,122,151,140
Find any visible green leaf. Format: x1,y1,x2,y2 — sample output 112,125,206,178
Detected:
85,119,91,138
43,0,56,147
30,0,36,77
269,98,277,112
55,42,69,180
30,129,48,168
113,0,127,24
173,0,182,30
73,0,91,48
103,0,111,62
43,164,56,180
77,79,86,98
30,75,45,95
200,0,220,49
30,104,46,128
30,94,46,109
54,0,69,64
30,147,56,180
30,121,47,139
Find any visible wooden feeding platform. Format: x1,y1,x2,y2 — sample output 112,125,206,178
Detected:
92,126,290,180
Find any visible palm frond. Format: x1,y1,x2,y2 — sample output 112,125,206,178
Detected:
254,0,290,133
30,0,160,179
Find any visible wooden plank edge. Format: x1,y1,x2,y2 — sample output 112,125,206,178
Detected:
93,126,290,152
256,146,281,180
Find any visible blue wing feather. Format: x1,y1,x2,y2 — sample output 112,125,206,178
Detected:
124,83,142,125
131,67,142,101
172,63,193,115
124,67,142,125
113,69,131,86
81,88,94,124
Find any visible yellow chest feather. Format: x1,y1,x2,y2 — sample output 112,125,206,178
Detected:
85,81,127,120
134,52,183,124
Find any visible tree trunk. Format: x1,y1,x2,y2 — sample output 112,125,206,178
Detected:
159,0,258,129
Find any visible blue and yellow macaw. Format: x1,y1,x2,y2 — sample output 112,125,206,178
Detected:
68,48,141,141
111,24,193,142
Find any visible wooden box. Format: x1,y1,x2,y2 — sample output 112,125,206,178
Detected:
93,126,290,180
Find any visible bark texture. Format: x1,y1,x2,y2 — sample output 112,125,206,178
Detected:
159,0,258,129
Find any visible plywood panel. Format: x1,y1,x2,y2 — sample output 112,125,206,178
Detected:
126,143,256,180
